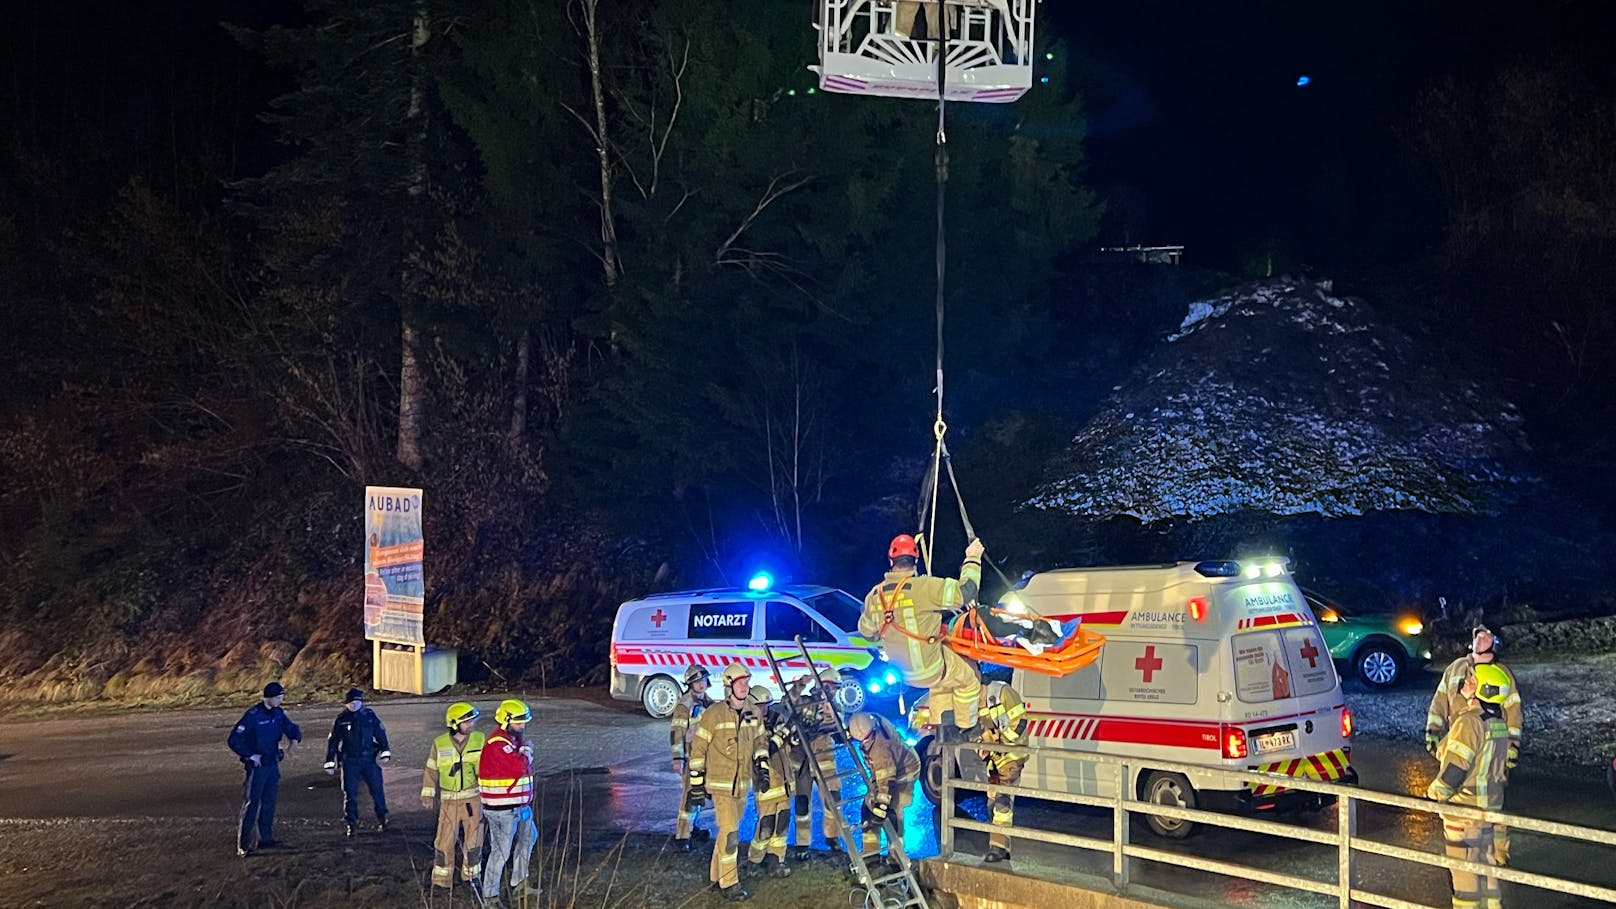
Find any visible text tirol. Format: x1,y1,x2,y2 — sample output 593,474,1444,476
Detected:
688,605,753,639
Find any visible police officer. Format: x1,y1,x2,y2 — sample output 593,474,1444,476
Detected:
422,702,485,889
480,699,539,909
789,669,846,860
671,663,714,852
848,711,920,869
323,687,392,836
688,662,767,902
744,687,794,879
1427,663,1514,909
1427,623,1522,865
227,681,303,856
974,680,1029,863
859,535,984,742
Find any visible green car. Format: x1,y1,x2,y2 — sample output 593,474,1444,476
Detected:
1304,589,1432,688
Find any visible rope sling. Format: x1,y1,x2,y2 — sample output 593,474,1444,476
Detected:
885,14,1102,677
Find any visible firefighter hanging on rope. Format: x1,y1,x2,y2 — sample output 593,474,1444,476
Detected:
859,534,984,741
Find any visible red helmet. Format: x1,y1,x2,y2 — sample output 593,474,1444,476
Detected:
888,534,919,560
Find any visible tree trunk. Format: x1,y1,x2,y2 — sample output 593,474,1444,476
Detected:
396,2,431,472
581,0,620,288
510,327,529,444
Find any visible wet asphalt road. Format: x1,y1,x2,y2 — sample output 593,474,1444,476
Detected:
1,692,1611,908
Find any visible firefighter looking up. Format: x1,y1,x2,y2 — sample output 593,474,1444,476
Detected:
228,681,302,857
322,687,392,836
671,663,714,852
789,669,846,860
848,711,920,869
860,534,984,741
974,680,1029,863
421,702,485,889
1427,663,1514,909
687,662,767,902
479,699,539,909
745,687,795,879
1427,623,1522,866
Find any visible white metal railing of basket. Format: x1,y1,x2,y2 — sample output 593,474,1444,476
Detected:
934,739,1616,909
820,0,1035,68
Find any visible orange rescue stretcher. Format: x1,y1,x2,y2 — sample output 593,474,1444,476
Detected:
943,606,1105,677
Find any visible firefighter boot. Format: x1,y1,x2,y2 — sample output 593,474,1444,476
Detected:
721,884,750,902
766,854,793,878
984,845,1011,863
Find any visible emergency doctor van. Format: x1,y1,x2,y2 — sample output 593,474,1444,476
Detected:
916,559,1357,838
609,584,886,718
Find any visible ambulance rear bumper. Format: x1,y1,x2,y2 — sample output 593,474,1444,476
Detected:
1203,765,1360,813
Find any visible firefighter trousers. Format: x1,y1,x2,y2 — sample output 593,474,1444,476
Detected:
987,758,1025,851
916,649,981,730
482,804,538,899
710,791,746,889
430,797,482,887
793,738,843,848
748,794,791,865
894,1,954,40
675,774,703,840
1442,817,1500,909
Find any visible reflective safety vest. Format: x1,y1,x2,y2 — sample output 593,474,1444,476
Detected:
422,731,486,801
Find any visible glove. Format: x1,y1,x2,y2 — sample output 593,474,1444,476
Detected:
862,799,889,827
1506,744,1518,770
518,744,534,760
685,771,707,810
379,750,392,763
249,754,262,767
1424,732,1440,755
754,756,773,792
323,761,336,775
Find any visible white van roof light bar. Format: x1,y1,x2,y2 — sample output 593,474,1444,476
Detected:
1194,559,1291,579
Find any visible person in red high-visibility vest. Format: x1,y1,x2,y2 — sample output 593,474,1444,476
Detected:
479,699,538,907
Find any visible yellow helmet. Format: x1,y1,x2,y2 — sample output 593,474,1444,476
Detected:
720,663,750,686
445,702,480,730
495,698,532,728
1472,663,1512,705
748,687,773,707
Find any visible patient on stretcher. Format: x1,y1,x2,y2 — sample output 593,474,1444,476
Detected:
970,602,1069,655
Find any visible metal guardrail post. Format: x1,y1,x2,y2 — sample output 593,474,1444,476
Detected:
1113,760,1129,889
940,741,956,859
1337,791,1355,909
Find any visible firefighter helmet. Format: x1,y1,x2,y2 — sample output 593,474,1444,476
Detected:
1472,663,1512,705
748,687,772,706
847,711,878,742
813,668,842,689
720,663,750,686
683,664,711,688
495,698,532,728
445,702,480,730
888,534,919,560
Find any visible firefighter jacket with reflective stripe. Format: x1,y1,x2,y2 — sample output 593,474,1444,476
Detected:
977,681,1029,774
863,714,921,807
325,706,390,765
751,703,794,803
228,703,302,764
422,731,485,801
670,690,711,763
477,728,534,809
1428,703,1510,809
858,563,980,686
1427,656,1522,757
689,699,766,797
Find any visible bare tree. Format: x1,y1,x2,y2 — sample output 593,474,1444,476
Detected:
564,0,621,288
396,1,433,472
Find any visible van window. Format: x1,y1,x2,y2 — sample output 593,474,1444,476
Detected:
688,601,756,640
803,591,864,633
1232,629,1331,702
765,602,835,643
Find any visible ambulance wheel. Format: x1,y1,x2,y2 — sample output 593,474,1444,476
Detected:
640,674,681,719
1352,639,1404,688
918,736,941,804
1140,771,1197,839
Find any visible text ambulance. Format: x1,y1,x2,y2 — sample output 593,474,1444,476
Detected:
609,584,885,718
916,560,1357,837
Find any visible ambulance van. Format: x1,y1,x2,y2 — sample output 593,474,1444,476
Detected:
609,584,889,718
916,559,1357,838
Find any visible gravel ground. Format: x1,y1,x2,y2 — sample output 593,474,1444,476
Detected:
1346,653,1616,769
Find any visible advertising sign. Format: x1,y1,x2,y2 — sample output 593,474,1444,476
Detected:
364,486,425,645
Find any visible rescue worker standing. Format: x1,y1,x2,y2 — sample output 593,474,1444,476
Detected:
688,662,767,902
859,534,984,740
974,680,1029,863
227,681,302,856
422,702,485,889
1427,623,1522,866
745,687,794,879
1427,663,1514,909
789,669,846,860
671,663,714,852
322,687,391,836
848,711,920,869
480,699,539,909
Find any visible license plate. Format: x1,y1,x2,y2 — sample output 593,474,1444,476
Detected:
1253,730,1297,753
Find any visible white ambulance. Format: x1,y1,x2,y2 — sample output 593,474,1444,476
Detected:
608,583,890,718
913,559,1357,837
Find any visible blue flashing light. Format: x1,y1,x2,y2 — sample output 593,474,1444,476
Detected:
1296,75,1312,87
1045,52,1054,61
747,572,773,592
904,737,918,747
884,671,898,685
868,681,884,694
1039,76,1050,84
